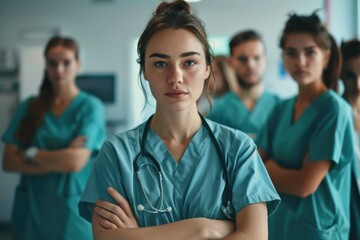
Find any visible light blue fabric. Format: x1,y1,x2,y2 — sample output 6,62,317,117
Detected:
79,119,280,226
350,132,360,240
256,90,354,240
2,91,106,240
206,91,280,140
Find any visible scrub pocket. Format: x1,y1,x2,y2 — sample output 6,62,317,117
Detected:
11,186,30,239
287,218,340,240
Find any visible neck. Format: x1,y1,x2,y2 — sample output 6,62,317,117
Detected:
235,82,264,110
53,84,79,104
297,81,327,103
150,109,202,142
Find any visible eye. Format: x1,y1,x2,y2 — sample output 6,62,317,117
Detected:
184,60,196,67
305,49,316,57
344,70,357,80
285,50,297,57
64,60,71,67
47,60,57,68
154,61,167,68
237,56,248,64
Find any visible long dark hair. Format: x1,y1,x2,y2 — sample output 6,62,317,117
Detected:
16,36,79,147
279,12,341,91
137,0,213,108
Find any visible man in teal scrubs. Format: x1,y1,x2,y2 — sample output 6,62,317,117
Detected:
206,30,279,140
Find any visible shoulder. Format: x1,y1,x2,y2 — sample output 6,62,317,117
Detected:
205,119,252,148
76,91,105,115
263,90,281,101
105,122,144,150
316,90,352,116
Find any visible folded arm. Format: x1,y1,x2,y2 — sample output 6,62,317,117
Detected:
92,187,234,240
3,136,91,173
3,144,49,174
258,149,331,198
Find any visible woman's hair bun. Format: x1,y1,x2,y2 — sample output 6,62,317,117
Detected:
154,0,192,16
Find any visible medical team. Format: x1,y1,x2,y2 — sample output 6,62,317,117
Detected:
2,0,359,239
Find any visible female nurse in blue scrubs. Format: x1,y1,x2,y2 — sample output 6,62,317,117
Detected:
341,39,360,240
256,13,354,240
78,1,280,239
2,36,106,240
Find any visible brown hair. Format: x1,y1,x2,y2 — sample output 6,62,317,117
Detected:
279,12,341,91
16,36,79,147
229,30,265,55
137,0,213,108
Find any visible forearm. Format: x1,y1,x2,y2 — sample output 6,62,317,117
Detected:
3,145,50,174
93,215,233,240
34,148,90,172
222,203,268,240
265,160,304,196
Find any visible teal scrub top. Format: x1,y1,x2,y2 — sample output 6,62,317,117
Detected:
79,119,280,227
2,91,106,240
256,90,354,240
206,91,280,140
350,132,360,240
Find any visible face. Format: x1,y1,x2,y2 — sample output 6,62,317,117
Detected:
46,46,79,88
143,28,210,112
283,33,330,86
342,57,360,96
229,40,266,88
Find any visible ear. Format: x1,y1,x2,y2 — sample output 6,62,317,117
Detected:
143,69,149,81
205,64,211,80
228,56,237,69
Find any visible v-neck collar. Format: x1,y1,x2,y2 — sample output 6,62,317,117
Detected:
147,125,208,193
49,91,83,120
289,90,331,126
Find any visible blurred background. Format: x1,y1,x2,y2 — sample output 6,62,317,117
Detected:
0,0,358,235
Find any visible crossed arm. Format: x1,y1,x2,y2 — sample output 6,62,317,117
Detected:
2,136,90,173
92,187,268,240
258,149,331,198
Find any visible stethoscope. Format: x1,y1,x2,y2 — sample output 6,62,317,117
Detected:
134,113,235,220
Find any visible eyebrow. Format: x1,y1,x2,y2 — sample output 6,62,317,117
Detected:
149,51,201,58
285,45,317,50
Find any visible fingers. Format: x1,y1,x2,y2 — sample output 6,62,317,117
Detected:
69,136,87,148
94,204,125,228
106,187,136,218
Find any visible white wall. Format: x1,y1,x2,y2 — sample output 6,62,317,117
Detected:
0,0,355,223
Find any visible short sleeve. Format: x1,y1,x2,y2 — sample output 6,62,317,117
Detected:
2,97,33,147
230,136,280,216
78,140,125,223
77,97,106,154
309,104,353,166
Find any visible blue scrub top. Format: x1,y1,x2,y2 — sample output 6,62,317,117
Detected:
206,91,280,140
79,119,280,226
256,90,354,240
2,91,106,240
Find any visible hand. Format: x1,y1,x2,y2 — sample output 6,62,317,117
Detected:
69,136,86,148
95,187,139,229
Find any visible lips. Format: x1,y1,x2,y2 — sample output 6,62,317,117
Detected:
165,90,188,97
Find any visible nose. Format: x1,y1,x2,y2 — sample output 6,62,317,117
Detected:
297,53,307,67
168,65,183,85
55,64,65,75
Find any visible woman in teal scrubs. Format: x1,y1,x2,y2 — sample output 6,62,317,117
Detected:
2,36,106,240
340,39,360,240
78,1,280,239
256,13,354,240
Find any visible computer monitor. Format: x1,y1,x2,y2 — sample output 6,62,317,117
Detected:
76,74,115,104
